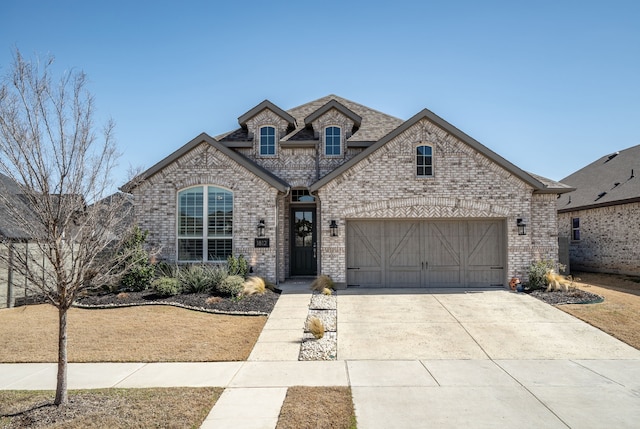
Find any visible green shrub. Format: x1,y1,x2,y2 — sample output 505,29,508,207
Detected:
155,261,177,278
311,274,334,292
178,265,214,293
119,226,154,291
227,254,249,278
527,260,557,289
152,277,181,296
217,275,244,297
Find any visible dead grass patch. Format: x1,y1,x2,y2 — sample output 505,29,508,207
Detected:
0,387,221,428
276,386,356,429
0,304,266,362
556,272,640,350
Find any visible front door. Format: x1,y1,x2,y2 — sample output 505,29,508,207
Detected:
290,208,317,276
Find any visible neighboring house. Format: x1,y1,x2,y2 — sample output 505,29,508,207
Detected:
557,144,640,275
123,95,572,288
0,173,35,308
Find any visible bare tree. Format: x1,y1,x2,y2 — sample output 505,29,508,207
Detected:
0,50,132,405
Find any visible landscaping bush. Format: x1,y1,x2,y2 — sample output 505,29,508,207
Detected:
178,265,214,293
119,225,155,291
217,275,244,297
152,276,181,296
311,274,334,293
307,317,325,339
242,276,266,296
527,260,564,289
154,261,177,278
227,254,249,278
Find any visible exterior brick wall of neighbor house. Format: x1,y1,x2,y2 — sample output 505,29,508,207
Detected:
132,142,281,281
315,119,557,284
558,202,640,275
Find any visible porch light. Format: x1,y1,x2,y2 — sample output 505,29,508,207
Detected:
257,219,266,237
517,218,527,236
329,220,338,237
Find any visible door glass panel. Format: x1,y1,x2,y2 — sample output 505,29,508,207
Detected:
294,211,313,247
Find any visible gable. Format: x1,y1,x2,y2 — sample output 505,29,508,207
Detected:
121,133,289,193
310,108,572,194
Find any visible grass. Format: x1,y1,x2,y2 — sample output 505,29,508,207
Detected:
555,272,640,350
0,304,266,362
0,387,221,428
276,386,357,429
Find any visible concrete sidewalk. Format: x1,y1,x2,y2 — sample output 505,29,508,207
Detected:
2,286,640,428
2,359,640,428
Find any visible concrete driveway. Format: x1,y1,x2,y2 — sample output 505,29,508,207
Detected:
337,288,640,360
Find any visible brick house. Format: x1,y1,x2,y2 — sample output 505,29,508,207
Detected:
557,144,640,275
123,95,572,288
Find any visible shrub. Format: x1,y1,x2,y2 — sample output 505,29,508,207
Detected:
178,265,214,293
119,226,155,291
217,275,244,297
311,274,334,293
527,260,565,289
307,317,325,339
155,261,177,278
242,276,266,296
227,254,249,278
152,276,181,296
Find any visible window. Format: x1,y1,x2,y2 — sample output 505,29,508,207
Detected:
571,217,580,241
416,145,433,176
259,126,276,156
291,189,315,203
324,126,341,156
178,186,233,261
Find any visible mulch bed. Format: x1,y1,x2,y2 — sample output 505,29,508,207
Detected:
527,288,604,305
74,288,280,315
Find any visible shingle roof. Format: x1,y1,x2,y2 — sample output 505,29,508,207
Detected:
557,144,640,212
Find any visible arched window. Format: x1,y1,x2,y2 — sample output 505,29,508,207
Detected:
177,186,233,261
324,126,341,156
416,144,433,177
259,126,276,156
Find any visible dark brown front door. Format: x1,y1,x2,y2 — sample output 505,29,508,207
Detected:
291,208,317,276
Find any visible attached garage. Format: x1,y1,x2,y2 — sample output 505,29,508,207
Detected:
346,219,505,288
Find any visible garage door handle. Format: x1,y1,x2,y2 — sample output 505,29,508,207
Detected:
347,267,360,270
422,261,428,270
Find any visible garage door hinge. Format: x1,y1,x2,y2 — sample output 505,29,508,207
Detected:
490,266,504,270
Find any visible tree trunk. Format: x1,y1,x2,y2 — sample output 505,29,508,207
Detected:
54,307,68,405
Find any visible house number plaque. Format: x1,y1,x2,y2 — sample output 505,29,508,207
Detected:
255,238,270,248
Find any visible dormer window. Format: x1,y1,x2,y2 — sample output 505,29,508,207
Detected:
324,126,341,156
416,144,433,177
259,126,276,156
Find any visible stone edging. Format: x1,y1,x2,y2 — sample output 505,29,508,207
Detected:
72,301,269,316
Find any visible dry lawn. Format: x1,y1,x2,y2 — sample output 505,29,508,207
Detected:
276,386,357,429
557,272,640,350
0,304,266,362
0,387,221,428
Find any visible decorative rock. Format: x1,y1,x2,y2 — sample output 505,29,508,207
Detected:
306,310,337,331
309,293,337,310
299,332,337,361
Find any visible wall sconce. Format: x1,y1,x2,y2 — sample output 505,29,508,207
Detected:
516,218,527,235
329,220,338,237
257,219,266,237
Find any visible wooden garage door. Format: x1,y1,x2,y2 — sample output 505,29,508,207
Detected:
347,220,504,288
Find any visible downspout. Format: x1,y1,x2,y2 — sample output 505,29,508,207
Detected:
276,187,290,285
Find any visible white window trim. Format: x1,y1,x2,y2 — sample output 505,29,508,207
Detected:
176,185,234,262
324,125,342,157
258,125,277,157
415,143,434,178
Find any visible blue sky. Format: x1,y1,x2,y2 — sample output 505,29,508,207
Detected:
2,0,638,188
